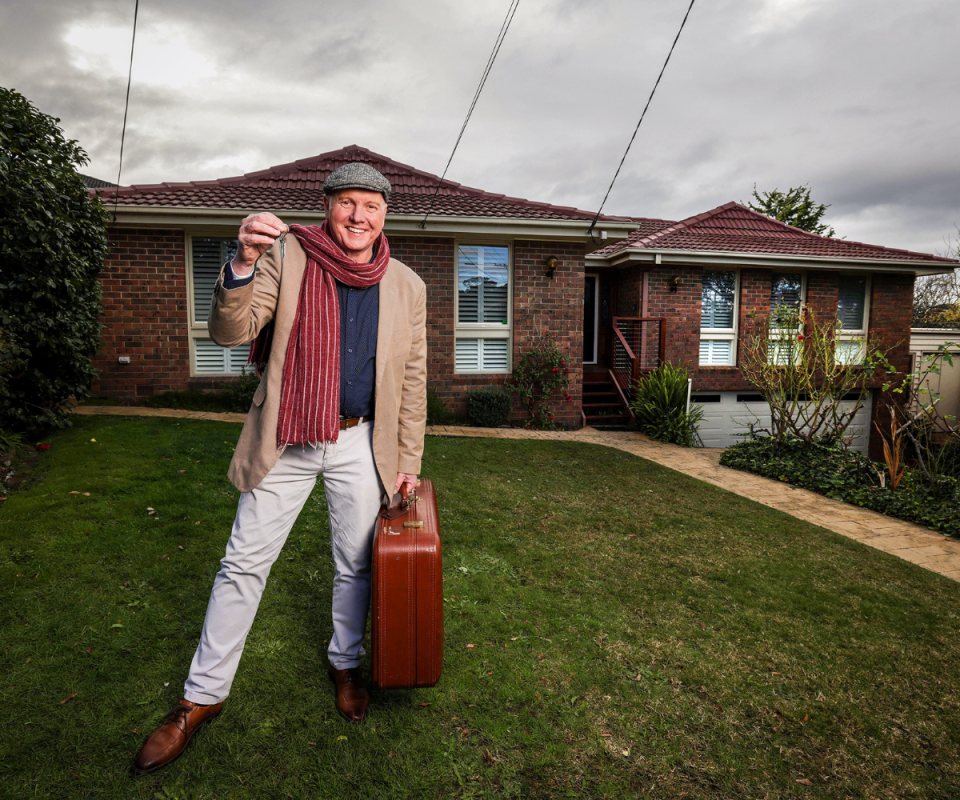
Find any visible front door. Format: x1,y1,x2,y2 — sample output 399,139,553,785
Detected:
584,272,615,368
584,274,598,364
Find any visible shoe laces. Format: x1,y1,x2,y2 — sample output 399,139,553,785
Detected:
342,668,363,685
167,704,192,733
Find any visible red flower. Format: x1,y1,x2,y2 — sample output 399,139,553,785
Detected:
797,334,805,341
563,369,569,374
552,367,559,372
37,444,50,451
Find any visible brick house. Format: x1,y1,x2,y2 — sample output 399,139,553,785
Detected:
92,145,955,456
587,203,956,454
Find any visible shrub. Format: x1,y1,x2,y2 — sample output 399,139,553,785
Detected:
504,335,571,430
427,386,453,425
467,388,512,428
720,437,959,537
0,87,109,433
738,306,891,446
630,362,703,447
224,368,259,412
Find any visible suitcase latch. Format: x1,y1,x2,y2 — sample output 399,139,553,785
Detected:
403,520,424,529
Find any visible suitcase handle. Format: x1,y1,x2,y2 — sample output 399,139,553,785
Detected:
378,482,412,521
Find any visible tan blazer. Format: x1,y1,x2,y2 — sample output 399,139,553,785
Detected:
207,234,427,495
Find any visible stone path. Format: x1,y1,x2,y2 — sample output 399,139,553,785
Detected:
73,406,960,583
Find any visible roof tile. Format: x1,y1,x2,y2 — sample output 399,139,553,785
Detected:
99,145,625,222
592,202,955,264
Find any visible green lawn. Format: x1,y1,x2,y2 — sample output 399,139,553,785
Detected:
2,416,960,799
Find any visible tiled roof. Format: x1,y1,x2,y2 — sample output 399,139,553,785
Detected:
81,174,117,189
102,145,626,222
592,202,956,264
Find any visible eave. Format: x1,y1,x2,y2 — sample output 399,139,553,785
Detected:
108,205,638,243
586,247,957,276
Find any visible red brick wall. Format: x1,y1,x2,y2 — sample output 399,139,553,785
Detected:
92,228,190,402
867,272,915,458
614,263,916,456
384,237,586,426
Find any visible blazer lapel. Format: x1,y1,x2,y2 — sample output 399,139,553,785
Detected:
376,261,399,389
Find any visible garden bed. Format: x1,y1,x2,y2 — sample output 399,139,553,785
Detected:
720,437,960,537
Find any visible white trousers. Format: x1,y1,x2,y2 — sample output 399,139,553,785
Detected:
183,421,384,705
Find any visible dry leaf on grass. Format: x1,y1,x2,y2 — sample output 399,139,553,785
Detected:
60,693,77,704
466,644,475,649
796,778,813,786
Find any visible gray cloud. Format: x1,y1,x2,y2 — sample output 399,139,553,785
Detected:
2,0,958,254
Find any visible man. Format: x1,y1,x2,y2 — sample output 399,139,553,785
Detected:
134,163,426,774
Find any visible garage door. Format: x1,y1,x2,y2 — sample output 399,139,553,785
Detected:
693,391,873,453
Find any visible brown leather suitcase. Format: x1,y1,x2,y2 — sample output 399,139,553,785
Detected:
370,479,443,689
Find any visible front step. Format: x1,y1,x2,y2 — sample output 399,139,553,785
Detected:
582,371,632,426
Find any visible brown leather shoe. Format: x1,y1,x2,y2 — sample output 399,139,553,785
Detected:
328,666,369,723
133,699,222,775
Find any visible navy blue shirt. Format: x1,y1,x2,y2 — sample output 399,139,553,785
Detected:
223,262,378,418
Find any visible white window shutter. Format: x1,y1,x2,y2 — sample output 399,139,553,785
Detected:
194,338,227,374
700,339,733,366
192,238,238,324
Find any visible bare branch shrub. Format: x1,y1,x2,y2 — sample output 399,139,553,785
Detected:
739,307,891,446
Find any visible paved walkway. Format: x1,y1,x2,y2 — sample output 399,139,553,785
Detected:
73,406,960,583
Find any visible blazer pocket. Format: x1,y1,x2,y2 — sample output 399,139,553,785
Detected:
252,384,266,407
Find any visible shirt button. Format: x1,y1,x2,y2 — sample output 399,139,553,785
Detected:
348,348,353,353
349,318,354,322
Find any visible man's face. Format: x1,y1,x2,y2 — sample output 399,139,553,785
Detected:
323,189,387,262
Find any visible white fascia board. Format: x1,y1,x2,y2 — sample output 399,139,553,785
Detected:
909,329,960,352
111,206,637,242
586,247,957,276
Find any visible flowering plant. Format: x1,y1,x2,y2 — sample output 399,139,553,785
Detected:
505,334,571,430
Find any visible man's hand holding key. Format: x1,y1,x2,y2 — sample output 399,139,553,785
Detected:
231,212,288,277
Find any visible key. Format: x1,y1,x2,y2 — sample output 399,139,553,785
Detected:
279,232,286,258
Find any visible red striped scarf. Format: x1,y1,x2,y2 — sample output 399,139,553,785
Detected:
268,222,389,449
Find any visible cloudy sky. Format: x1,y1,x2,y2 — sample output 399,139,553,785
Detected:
2,0,958,254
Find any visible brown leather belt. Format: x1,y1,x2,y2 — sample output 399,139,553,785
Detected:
339,415,373,430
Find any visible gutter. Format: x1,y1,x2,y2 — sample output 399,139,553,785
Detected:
586,247,957,276
107,205,639,242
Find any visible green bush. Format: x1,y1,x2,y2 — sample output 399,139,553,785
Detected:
720,437,960,537
467,388,512,428
504,335,571,430
0,87,109,433
427,386,453,425
630,362,704,447
145,370,259,414
224,368,259,411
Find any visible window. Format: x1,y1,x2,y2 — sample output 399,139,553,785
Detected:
836,275,869,364
699,270,738,366
455,244,511,372
769,273,804,365
187,235,250,375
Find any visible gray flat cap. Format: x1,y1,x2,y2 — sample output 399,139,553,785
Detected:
323,162,391,202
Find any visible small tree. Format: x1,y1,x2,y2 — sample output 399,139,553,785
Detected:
505,334,571,430
739,307,891,446
747,185,836,237
0,87,108,432
914,231,960,329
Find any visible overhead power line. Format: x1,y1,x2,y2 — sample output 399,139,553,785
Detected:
419,0,521,229
587,0,697,236
112,0,139,223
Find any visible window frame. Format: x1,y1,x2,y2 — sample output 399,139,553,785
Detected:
453,239,513,374
836,274,871,365
768,271,807,365
185,231,250,377
699,269,740,367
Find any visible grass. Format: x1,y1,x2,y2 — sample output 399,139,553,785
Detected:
2,416,960,799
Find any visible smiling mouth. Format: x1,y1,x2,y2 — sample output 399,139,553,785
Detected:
345,226,367,234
